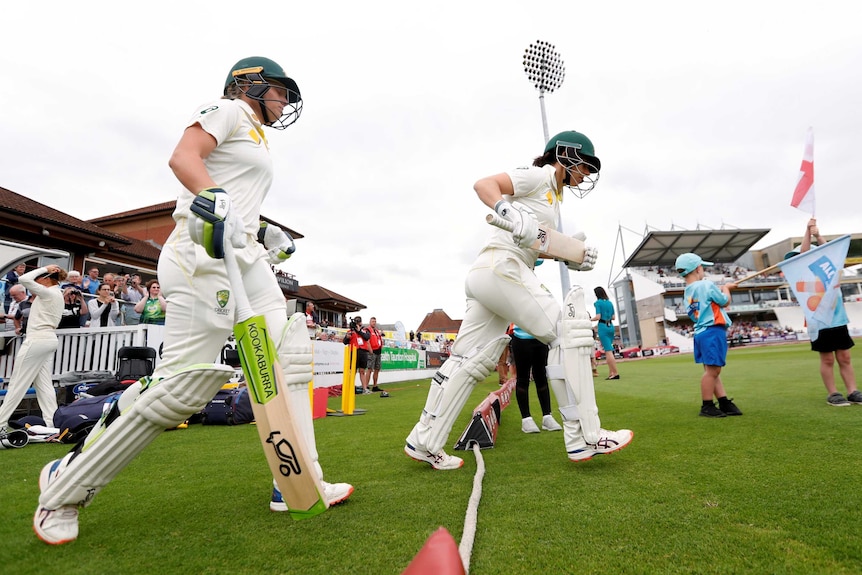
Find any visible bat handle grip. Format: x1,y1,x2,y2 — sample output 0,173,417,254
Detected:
223,243,255,323
485,213,514,232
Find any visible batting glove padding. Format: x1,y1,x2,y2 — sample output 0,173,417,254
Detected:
189,188,247,259
494,200,538,250
566,245,598,271
257,221,296,264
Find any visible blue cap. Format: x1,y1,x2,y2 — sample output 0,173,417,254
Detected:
674,253,713,276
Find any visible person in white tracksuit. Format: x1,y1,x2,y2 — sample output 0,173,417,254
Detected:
0,265,65,431
404,130,633,469
33,56,352,545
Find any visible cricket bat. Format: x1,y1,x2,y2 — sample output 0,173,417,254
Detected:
486,213,586,264
224,246,328,520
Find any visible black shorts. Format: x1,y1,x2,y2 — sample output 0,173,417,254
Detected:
810,325,855,353
356,349,372,369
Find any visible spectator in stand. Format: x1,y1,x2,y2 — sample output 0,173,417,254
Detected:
4,263,27,308
88,284,120,328
409,330,415,343
122,275,147,326
81,267,100,295
0,265,66,433
510,324,562,434
58,286,89,329
4,284,28,333
61,271,84,291
591,286,620,380
110,274,128,326
367,317,384,392
135,280,167,325
795,218,861,407
343,316,373,394
305,301,319,340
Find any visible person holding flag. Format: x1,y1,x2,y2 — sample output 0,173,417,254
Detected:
788,219,860,407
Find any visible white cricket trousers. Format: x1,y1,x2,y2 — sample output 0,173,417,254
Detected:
0,335,58,429
453,248,561,356
155,220,320,464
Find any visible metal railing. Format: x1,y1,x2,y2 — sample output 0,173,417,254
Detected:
1,325,153,385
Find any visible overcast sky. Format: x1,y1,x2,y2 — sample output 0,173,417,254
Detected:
3,1,861,331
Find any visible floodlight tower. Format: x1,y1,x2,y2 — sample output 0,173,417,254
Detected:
523,40,571,296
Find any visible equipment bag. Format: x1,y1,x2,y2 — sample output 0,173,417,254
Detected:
52,392,123,444
200,387,254,425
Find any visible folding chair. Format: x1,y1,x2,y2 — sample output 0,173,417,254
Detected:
115,346,157,383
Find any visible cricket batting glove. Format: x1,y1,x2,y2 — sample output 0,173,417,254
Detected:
495,199,538,250
257,221,296,264
189,188,246,259
566,245,598,271
564,230,597,271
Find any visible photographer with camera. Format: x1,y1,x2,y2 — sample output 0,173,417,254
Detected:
343,315,373,394
58,286,89,329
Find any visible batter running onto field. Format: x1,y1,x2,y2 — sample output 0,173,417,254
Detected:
404,130,633,469
34,56,352,545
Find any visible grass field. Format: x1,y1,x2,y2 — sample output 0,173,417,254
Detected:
2,341,861,574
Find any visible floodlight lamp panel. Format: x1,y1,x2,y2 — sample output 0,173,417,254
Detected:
522,40,565,92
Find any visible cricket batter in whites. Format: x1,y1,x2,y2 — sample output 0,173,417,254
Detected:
405,130,633,469
34,56,352,545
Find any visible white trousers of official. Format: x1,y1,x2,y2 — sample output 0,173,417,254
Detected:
0,335,58,429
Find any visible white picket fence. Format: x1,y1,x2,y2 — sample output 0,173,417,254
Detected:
0,325,160,386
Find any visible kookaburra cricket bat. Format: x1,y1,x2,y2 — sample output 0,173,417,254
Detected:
224,245,328,520
486,213,586,264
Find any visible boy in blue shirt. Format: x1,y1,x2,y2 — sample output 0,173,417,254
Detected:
675,253,743,418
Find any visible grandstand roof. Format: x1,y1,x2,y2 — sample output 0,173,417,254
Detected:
623,229,771,268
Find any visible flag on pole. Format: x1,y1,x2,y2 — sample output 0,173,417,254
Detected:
790,127,815,214
778,235,850,342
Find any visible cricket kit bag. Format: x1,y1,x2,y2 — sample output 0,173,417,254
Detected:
200,387,254,425
52,392,123,444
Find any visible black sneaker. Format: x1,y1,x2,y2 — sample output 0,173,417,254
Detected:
846,390,862,404
371,386,383,392
719,399,743,416
699,402,727,418
827,392,851,407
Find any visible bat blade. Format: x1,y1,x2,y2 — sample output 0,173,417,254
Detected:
234,314,328,520
485,213,586,263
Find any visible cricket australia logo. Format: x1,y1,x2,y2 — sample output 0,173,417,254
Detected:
214,290,230,316
267,431,303,477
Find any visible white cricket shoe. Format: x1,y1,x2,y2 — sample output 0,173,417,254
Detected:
323,481,354,506
541,414,562,432
33,455,79,545
568,429,634,462
270,480,353,511
521,417,540,434
404,443,463,470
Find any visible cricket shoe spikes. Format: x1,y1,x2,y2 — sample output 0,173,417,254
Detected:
404,443,464,470
34,455,79,545
567,428,634,462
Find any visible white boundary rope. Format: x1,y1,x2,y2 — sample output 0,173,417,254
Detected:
458,443,485,574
